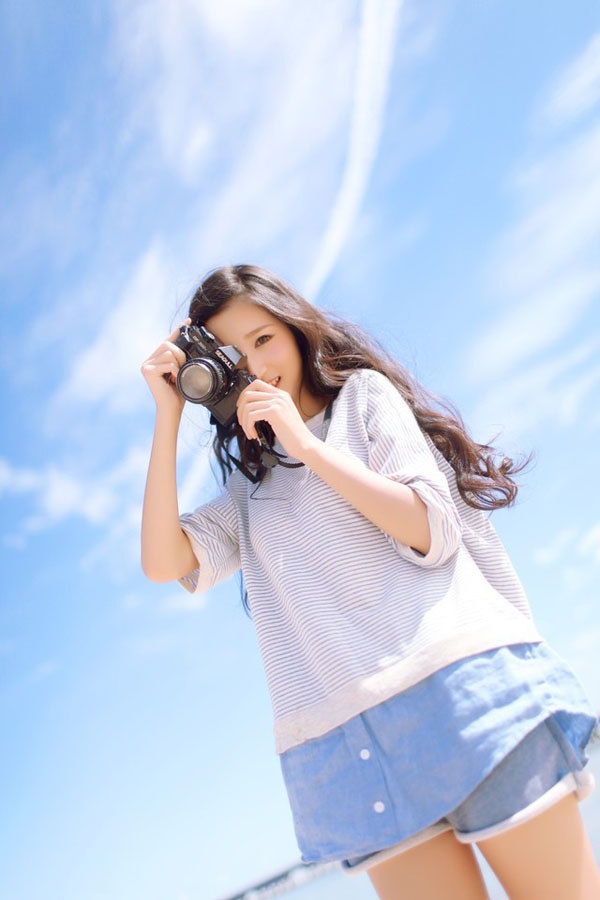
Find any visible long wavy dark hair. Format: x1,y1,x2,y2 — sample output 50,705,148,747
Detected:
186,263,533,615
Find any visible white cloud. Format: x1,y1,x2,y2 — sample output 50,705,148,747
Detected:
27,659,61,684
29,0,440,441
579,522,600,563
21,0,397,559
0,458,39,493
177,443,214,514
0,443,151,542
2,534,27,551
111,0,356,189
304,0,404,300
47,240,174,421
73,430,225,585
530,521,600,706
122,592,144,610
3,0,444,582
533,523,600,571
569,626,600,655
0,153,97,280
80,499,142,582
533,525,578,566
111,0,219,183
462,30,600,447
467,269,600,385
560,563,595,595
466,336,600,442
161,590,209,612
0,459,115,532
193,0,287,52
22,470,115,533
175,7,360,269
122,632,187,657
490,124,600,296
39,1,361,434
466,123,600,384
537,30,600,130
563,622,600,711
332,209,429,311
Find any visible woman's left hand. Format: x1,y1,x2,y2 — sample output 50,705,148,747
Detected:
236,379,319,461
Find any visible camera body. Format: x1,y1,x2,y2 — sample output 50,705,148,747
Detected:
173,324,255,427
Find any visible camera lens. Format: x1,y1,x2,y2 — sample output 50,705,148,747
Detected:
177,359,227,403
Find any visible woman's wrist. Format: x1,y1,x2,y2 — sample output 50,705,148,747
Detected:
155,401,184,431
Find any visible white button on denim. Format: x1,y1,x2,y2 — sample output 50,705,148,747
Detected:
360,748,370,760
373,801,385,813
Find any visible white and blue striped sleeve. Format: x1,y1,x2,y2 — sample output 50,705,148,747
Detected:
177,486,241,594
364,370,462,567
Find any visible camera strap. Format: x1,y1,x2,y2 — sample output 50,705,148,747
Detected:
223,397,335,484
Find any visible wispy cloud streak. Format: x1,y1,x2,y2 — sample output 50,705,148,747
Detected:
463,30,600,440
538,31,600,129
304,0,404,300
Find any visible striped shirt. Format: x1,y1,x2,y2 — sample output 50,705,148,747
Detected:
178,368,543,754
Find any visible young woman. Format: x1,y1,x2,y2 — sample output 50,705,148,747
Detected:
141,264,600,899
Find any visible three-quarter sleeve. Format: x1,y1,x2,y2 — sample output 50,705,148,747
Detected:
364,370,462,567
178,486,241,594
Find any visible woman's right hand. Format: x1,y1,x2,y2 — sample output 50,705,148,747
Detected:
141,318,192,414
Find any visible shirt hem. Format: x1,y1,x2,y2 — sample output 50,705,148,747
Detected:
274,623,544,754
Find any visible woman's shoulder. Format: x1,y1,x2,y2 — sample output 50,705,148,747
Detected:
329,369,403,425
331,368,376,411
337,368,405,412
337,367,391,395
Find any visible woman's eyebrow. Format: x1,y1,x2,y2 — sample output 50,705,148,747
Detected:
244,323,273,338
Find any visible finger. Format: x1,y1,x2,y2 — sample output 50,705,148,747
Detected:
239,388,282,403
244,416,260,440
167,317,192,342
238,380,275,400
148,360,180,383
147,359,178,373
236,391,267,421
247,404,273,420
159,346,180,362
249,378,279,391
246,404,277,439
160,342,187,366
237,404,264,441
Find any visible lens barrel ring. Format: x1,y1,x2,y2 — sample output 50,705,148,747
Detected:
176,357,227,403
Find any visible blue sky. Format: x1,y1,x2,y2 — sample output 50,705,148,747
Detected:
1,1,600,898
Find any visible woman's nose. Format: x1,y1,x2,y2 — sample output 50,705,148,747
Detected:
242,353,267,380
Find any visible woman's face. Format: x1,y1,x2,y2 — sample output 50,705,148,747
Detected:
204,295,325,421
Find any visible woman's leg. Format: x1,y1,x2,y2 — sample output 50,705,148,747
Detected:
367,829,489,900
476,792,600,899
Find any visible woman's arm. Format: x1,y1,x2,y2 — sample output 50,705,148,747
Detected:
299,439,431,555
141,406,199,581
140,318,200,582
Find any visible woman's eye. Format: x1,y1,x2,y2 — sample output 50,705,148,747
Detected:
256,334,271,346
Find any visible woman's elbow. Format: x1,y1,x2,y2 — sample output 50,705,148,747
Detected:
141,558,183,583
142,563,170,583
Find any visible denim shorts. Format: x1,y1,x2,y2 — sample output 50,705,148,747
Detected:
341,714,595,875
279,642,598,874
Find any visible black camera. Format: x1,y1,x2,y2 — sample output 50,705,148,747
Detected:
170,323,309,480
172,324,255,427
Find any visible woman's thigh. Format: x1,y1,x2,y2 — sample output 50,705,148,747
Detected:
476,792,600,899
367,829,488,900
